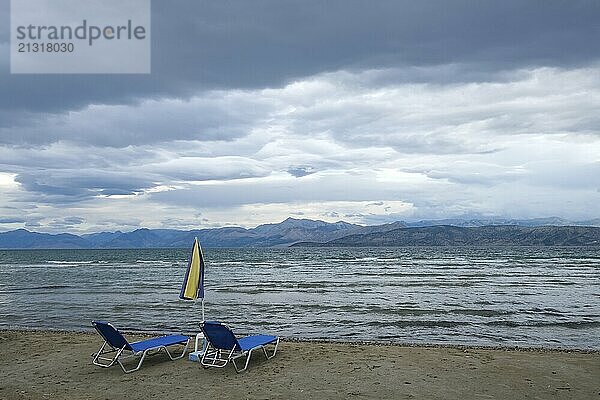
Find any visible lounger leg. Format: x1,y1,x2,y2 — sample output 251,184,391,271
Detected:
200,346,236,369
118,350,147,374
162,339,190,360
262,338,279,360
231,349,253,373
200,346,216,367
92,342,125,368
92,341,110,367
231,339,279,373
115,340,190,374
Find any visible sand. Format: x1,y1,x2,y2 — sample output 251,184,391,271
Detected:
0,330,598,400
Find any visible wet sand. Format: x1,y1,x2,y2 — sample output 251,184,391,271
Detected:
0,330,598,399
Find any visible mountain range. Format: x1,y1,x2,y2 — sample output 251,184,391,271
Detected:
293,225,600,247
0,217,599,249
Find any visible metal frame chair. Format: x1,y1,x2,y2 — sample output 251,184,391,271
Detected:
200,321,279,373
91,321,190,373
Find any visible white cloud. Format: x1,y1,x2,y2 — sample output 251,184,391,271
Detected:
191,200,415,228
1,64,599,232
0,172,18,187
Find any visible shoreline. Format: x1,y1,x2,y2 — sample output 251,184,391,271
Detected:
1,329,598,399
2,327,598,354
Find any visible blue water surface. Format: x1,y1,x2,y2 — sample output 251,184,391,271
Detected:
0,246,598,349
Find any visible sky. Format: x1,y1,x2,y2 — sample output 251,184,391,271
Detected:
1,0,599,233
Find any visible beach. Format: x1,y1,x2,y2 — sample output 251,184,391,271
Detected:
0,330,598,400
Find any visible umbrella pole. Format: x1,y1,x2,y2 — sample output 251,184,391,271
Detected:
195,298,206,356
193,297,206,355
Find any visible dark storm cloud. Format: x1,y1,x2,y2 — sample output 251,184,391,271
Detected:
1,0,599,117
0,94,272,146
14,170,156,202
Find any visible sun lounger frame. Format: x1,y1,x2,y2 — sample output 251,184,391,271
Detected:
91,321,190,373
200,321,279,373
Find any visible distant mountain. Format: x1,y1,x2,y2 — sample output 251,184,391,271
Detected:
401,217,600,228
80,231,124,247
0,218,361,249
248,217,359,246
292,225,600,247
0,229,89,249
1,217,599,249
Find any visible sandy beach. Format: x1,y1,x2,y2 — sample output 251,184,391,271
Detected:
0,330,598,399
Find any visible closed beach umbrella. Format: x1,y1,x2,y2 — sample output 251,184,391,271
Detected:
179,237,206,320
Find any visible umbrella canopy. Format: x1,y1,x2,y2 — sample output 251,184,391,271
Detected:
179,237,206,318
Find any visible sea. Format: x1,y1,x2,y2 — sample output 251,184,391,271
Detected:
0,246,598,350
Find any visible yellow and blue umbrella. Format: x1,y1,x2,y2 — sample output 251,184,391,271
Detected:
179,237,206,320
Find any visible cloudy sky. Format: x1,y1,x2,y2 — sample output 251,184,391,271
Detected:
1,0,599,233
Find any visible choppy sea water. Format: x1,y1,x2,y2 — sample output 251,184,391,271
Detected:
0,247,598,349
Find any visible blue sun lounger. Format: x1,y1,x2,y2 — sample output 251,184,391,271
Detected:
91,321,190,373
200,321,279,373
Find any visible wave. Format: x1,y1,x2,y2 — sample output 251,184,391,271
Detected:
8,284,72,291
135,260,172,264
46,260,94,265
450,309,514,317
487,321,600,329
365,320,472,328
528,307,564,316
